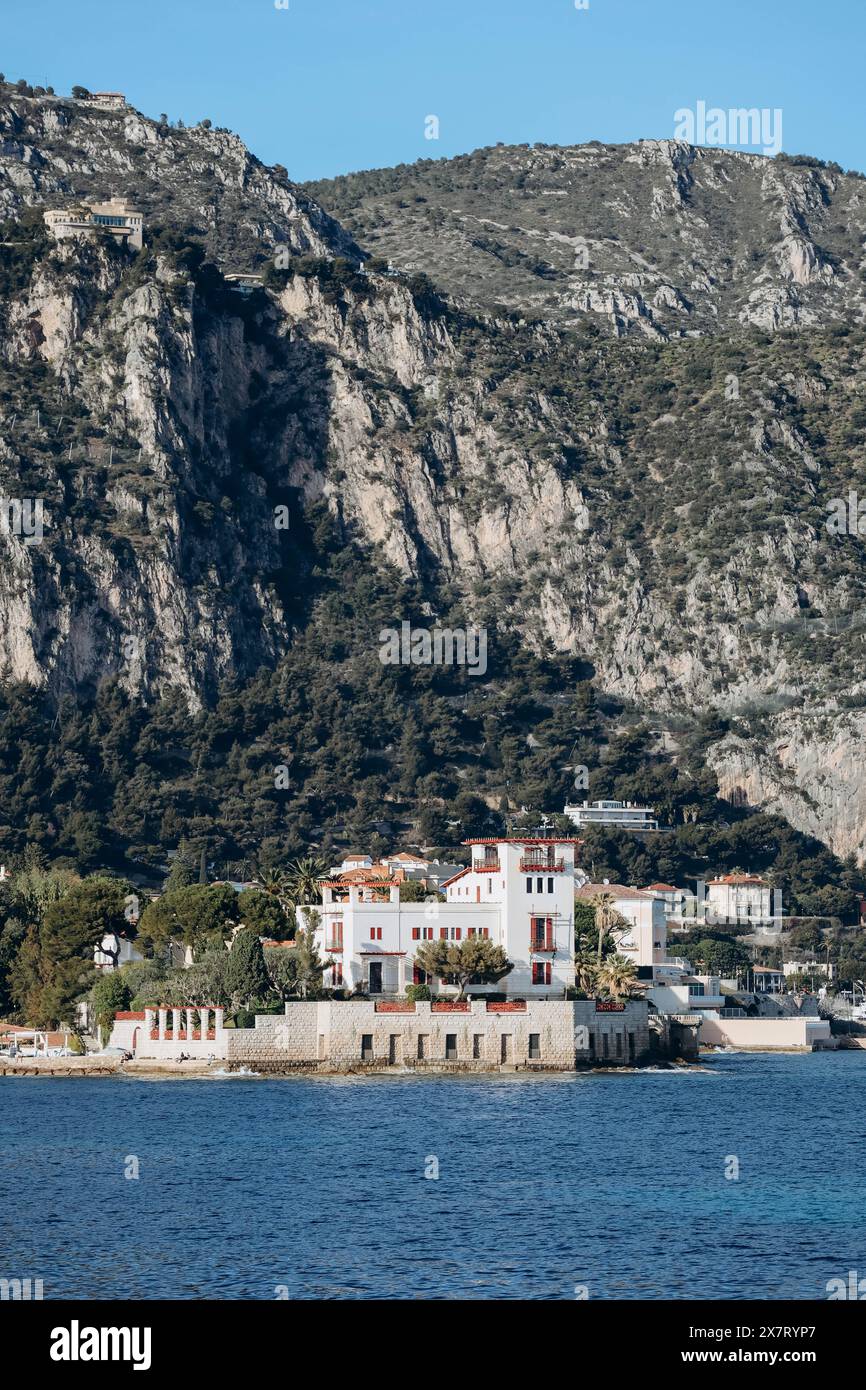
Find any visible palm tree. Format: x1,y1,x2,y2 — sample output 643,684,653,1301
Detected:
590,891,618,973
573,950,598,999
254,867,292,915
597,955,639,1001
285,857,329,908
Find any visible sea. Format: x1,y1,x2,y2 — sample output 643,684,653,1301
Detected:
2,1051,864,1300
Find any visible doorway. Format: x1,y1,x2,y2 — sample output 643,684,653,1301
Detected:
369,961,383,993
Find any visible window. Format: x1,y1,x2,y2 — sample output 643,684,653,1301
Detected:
423,927,433,940
440,927,448,940
369,927,382,940
413,965,428,985
536,877,543,894
361,1034,374,1062
487,878,492,894
532,962,551,985
472,1034,483,1059
526,878,532,893
445,1033,458,1061
412,927,420,940
547,877,554,894
332,962,343,987
528,1033,541,1060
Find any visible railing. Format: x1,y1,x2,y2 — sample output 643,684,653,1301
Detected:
473,858,501,873
325,936,343,953
529,933,556,953
520,856,565,873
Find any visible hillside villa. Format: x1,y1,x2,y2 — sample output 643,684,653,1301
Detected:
43,198,144,251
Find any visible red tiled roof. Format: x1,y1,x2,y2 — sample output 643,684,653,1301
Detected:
576,883,657,900
462,837,581,845
442,866,472,888
708,874,768,886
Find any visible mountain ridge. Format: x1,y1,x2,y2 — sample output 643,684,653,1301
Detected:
2,80,866,869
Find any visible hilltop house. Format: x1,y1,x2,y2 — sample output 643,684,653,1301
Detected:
43,198,144,251
299,835,581,998
563,799,659,832
78,91,127,111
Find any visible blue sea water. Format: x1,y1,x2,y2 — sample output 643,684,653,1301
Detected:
1,1052,864,1300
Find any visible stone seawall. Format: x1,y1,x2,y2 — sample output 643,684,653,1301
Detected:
225,999,654,1073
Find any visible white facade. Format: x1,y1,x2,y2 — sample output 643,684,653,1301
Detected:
563,799,658,831
575,882,668,972
783,958,835,981
301,837,580,998
94,931,144,971
109,1007,227,1058
706,875,778,926
79,92,127,111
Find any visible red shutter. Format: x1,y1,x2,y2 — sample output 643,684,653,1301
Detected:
440,928,447,940
455,928,462,941
412,927,420,940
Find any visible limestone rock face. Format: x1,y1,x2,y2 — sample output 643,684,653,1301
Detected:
3,88,866,858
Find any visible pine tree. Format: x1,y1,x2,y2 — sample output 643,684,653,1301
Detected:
224,928,270,1012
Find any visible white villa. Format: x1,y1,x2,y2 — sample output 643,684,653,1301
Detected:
43,198,144,251
564,799,659,832
78,91,128,111
575,881,668,973
300,835,580,998
706,873,779,927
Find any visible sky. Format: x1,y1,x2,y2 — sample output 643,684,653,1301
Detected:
3,0,865,183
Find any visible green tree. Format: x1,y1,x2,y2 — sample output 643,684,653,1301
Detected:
165,844,197,892
414,937,512,999
237,889,291,938
137,884,239,958
283,909,326,998
91,971,132,1045
285,857,328,907
224,929,270,1012
14,877,126,1025
596,954,638,1001
399,880,439,903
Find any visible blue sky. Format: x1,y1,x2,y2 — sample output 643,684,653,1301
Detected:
4,0,864,182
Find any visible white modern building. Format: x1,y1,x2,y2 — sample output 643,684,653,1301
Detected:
563,799,658,832
300,836,580,998
783,957,835,983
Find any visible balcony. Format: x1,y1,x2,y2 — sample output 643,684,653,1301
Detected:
529,933,556,953
473,858,501,873
520,856,565,873
325,934,344,953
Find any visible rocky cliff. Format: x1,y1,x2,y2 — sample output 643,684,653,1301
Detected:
3,84,866,861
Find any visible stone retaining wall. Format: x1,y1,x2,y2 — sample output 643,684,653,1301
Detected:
225,999,652,1072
